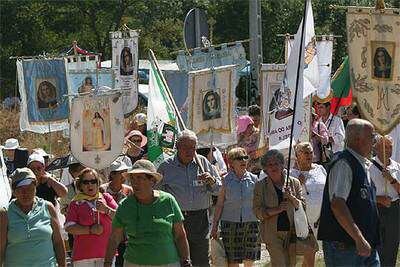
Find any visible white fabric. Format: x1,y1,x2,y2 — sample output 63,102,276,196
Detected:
370,157,400,201
0,149,11,208
213,147,227,174
290,164,326,234
124,262,179,267
74,258,115,267
389,124,400,163
60,168,74,186
320,114,345,153
286,38,333,100
328,148,372,201
294,204,309,238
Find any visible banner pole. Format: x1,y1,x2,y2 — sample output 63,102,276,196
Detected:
286,0,308,186
148,49,206,173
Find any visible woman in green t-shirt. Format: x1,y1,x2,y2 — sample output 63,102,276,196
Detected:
104,159,192,267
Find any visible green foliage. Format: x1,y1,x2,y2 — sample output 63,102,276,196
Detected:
1,0,399,98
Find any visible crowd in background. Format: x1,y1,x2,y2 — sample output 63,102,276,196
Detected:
0,101,399,267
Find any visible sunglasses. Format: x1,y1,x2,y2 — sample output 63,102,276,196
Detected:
234,155,249,161
82,179,98,185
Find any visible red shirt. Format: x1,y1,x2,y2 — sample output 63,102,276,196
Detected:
65,193,117,261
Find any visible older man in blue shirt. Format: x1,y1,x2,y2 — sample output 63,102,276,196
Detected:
158,130,221,267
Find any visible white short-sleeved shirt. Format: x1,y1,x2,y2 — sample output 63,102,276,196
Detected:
328,149,372,201
290,164,327,225
370,157,400,201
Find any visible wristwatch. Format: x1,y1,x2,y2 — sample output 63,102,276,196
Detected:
180,259,192,267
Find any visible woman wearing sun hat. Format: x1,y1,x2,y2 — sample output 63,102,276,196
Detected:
125,130,148,164
0,168,66,266
104,159,191,267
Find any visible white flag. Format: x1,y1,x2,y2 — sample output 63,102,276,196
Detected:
286,0,315,142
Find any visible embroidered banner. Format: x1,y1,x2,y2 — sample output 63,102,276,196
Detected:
347,7,400,134
261,64,311,148
110,30,139,116
17,59,69,133
70,92,124,169
188,65,237,147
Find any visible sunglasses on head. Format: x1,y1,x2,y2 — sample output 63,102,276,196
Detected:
82,179,97,185
234,155,249,161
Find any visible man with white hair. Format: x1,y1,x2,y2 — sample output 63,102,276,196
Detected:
318,119,380,266
158,129,221,267
370,135,400,267
27,153,68,205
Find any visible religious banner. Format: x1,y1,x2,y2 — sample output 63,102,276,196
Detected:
287,36,334,99
347,6,400,134
70,92,124,169
68,69,115,95
17,59,69,133
187,65,237,146
110,30,139,116
261,64,311,148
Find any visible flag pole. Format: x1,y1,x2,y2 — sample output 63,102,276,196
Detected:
286,0,309,186
148,49,206,173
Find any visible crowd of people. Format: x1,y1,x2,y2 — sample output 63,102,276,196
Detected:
0,103,399,267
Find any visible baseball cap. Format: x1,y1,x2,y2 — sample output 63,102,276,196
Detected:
27,153,45,166
10,167,37,189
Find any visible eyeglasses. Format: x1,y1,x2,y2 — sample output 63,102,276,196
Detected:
82,179,97,185
234,155,249,161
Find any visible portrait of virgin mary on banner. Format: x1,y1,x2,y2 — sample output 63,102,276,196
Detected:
347,6,400,134
70,92,124,169
16,58,69,133
187,65,237,146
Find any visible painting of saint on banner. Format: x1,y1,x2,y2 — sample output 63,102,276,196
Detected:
120,47,134,76
202,90,221,121
371,42,395,80
188,65,236,135
70,92,124,169
36,79,58,109
82,108,111,152
17,59,69,133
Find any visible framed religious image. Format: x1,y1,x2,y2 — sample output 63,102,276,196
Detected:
78,76,95,94
36,78,58,109
202,90,222,121
371,41,395,81
268,82,294,121
82,108,111,152
120,47,134,76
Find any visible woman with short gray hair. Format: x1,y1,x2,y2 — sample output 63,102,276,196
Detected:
253,149,305,266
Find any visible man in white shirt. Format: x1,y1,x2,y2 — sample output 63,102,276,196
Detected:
389,123,400,163
370,135,400,267
316,102,345,154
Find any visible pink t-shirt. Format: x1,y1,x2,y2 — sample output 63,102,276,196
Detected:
65,193,117,261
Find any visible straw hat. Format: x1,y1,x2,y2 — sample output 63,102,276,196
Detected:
126,130,147,148
236,115,254,135
123,159,162,183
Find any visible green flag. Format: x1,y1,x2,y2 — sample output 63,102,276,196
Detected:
146,58,178,167
331,56,351,98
